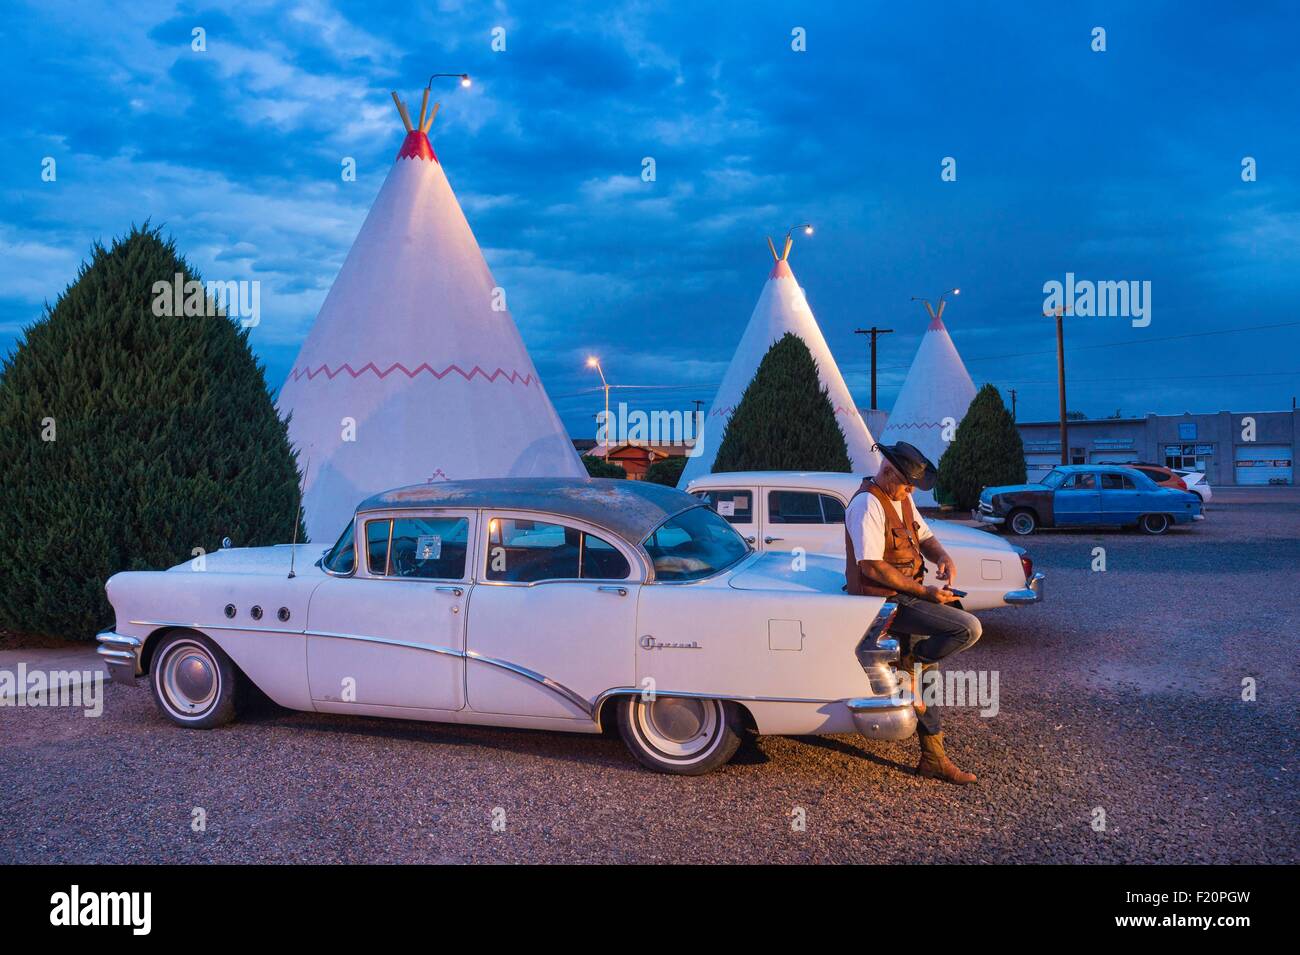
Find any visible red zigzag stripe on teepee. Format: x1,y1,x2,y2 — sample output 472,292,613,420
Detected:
884,421,946,429
290,362,538,386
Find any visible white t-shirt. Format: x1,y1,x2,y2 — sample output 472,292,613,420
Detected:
845,488,933,563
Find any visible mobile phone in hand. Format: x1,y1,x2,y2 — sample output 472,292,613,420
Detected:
947,588,968,598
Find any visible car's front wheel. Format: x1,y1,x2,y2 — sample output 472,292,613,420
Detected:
1139,513,1171,535
1008,508,1038,536
150,631,239,728
616,695,742,775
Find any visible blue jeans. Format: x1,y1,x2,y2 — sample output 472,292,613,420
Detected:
887,594,983,737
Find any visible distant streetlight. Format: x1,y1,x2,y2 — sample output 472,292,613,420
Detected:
586,356,611,447
428,72,471,89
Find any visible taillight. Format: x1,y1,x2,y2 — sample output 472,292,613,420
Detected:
1173,476,1187,490
1020,553,1033,583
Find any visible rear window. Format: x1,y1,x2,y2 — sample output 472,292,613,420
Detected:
643,506,749,582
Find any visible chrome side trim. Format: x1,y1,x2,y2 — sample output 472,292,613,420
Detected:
464,651,594,717
846,694,914,713
593,687,842,714
307,630,463,659
1003,571,1046,605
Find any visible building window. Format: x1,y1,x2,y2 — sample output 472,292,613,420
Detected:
1163,443,1212,472
1070,448,1086,465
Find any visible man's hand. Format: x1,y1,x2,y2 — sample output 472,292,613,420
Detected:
923,584,960,605
934,554,957,587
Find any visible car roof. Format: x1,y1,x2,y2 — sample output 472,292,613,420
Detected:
685,471,865,493
357,477,700,544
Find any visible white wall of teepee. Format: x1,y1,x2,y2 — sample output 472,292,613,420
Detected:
678,240,881,487
278,92,583,543
878,304,977,506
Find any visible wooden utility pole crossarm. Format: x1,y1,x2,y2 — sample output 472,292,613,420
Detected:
853,326,894,410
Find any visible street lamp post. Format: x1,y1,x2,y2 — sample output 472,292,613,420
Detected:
910,287,961,324
586,357,610,448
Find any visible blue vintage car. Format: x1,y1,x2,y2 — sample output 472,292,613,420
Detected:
975,464,1204,536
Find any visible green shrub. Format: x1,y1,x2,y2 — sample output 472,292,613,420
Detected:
582,455,626,478
0,225,303,640
936,383,1027,510
644,455,687,486
713,332,851,473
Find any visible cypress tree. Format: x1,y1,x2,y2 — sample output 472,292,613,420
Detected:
936,383,1027,510
0,225,303,640
713,332,851,473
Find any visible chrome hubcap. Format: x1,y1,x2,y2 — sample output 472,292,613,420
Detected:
161,643,219,714
636,697,720,760
1012,514,1033,533
647,697,706,743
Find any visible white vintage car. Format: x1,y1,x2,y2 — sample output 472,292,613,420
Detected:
97,478,917,775
684,471,1045,612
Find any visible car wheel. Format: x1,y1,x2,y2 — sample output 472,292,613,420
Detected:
1008,509,1038,536
616,695,742,775
1139,513,1171,535
150,631,239,728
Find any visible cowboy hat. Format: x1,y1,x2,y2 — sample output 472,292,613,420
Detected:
873,441,939,491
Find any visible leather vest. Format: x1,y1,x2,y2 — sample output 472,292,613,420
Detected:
844,479,925,597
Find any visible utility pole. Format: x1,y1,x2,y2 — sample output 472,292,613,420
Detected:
1045,306,1070,464
852,326,894,409
1010,388,1018,422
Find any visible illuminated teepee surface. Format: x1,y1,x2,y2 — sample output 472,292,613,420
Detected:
878,298,977,506
678,236,882,487
278,90,583,543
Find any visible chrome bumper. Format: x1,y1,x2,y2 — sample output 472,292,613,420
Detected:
973,508,1003,525
1003,572,1045,606
846,694,917,740
1193,513,1205,521
96,630,142,685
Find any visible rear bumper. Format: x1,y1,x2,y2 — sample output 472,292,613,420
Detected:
95,630,142,685
1003,571,1045,605
846,694,917,740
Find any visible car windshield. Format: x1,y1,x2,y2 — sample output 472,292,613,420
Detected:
1041,470,1068,489
642,505,750,582
322,521,357,574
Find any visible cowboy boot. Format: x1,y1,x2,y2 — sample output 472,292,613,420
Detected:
893,655,925,715
917,732,977,784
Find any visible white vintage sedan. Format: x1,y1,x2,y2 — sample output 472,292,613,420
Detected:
97,478,916,774
685,471,1045,612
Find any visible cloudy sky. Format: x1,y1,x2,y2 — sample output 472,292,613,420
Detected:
3,0,1298,435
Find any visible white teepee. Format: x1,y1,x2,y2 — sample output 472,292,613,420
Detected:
878,298,977,506
278,90,584,543
678,236,882,487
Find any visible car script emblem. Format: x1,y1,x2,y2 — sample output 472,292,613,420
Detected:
639,635,702,650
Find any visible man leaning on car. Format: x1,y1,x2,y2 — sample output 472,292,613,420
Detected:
844,441,982,785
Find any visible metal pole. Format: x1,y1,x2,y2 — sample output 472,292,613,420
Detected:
1010,388,1017,422
1055,308,1069,464
853,326,893,410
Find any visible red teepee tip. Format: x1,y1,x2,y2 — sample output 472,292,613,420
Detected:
769,259,794,280
397,130,438,162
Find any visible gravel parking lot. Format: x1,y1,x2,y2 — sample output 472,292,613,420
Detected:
2,496,1296,864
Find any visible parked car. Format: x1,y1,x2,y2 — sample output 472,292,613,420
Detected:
684,471,1044,611
97,478,917,775
975,465,1203,536
1173,469,1213,505
1098,461,1188,491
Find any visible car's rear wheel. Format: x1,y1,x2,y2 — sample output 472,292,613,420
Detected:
150,631,239,728
617,695,742,775
1139,513,1171,535
1008,508,1038,536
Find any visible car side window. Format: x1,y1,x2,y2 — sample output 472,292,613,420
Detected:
820,494,846,523
1101,473,1135,490
1063,473,1096,490
768,490,826,524
693,489,753,524
322,521,357,575
486,517,629,582
365,516,470,579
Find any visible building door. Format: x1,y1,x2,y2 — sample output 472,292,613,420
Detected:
1234,446,1294,485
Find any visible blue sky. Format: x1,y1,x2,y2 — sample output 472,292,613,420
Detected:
3,0,1299,435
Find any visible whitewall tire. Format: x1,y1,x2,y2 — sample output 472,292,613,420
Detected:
1139,513,1171,535
617,695,742,775
1008,509,1038,536
149,631,239,729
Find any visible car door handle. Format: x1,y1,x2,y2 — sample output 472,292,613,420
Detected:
598,586,628,596
745,535,756,544
435,586,464,597
764,536,784,544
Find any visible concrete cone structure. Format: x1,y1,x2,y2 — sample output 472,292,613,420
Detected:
878,297,977,506
678,236,882,487
278,90,584,543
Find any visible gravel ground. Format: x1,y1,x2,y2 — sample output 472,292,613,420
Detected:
2,502,1296,864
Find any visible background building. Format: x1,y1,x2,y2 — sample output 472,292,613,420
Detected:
1016,410,1297,486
